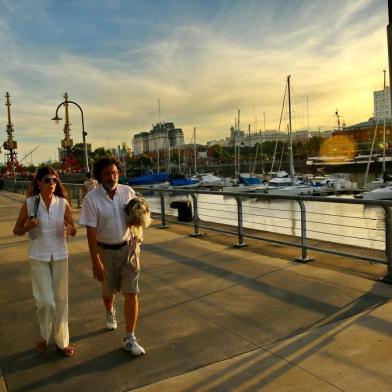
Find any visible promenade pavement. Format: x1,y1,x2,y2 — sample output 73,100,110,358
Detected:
1,190,392,391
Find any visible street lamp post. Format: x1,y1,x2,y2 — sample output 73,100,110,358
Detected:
52,98,89,173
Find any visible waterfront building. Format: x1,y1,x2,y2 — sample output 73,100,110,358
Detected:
207,127,331,148
133,132,149,155
374,86,391,119
132,122,184,155
332,117,392,149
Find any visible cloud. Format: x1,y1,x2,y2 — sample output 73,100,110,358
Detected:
0,0,388,164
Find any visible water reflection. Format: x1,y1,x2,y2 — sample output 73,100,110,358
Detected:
146,193,385,250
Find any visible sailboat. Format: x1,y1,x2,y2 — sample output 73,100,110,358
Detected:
188,127,226,187
222,118,267,192
360,71,392,199
266,76,319,196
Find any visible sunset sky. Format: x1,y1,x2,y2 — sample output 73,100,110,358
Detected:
0,0,389,164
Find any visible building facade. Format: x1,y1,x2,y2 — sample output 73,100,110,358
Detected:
207,127,332,148
132,122,184,155
332,117,392,150
374,86,391,119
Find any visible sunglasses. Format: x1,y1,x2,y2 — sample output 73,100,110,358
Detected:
43,177,58,185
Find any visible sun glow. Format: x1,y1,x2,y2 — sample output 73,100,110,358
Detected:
319,135,357,162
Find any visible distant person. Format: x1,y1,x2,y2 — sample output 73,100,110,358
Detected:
13,165,77,357
79,157,145,356
83,171,98,195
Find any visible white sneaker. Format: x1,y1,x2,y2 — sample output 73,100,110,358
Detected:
106,308,117,330
122,336,146,356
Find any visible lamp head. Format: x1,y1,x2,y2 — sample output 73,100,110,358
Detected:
51,115,62,124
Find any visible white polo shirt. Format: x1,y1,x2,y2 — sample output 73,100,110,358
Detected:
79,184,135,244
26,194,68,261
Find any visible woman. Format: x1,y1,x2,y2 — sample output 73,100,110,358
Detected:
13,166,76,357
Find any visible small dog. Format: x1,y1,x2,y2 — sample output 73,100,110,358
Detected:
124,196,152,270
124,196,152,242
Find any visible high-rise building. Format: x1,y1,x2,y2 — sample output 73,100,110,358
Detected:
132,122,184,155
374,86,391,119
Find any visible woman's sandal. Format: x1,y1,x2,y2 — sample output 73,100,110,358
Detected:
55,345,75,357
36,340,48,353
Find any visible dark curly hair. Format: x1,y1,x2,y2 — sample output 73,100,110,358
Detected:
93,157,122,184
30,166,67,198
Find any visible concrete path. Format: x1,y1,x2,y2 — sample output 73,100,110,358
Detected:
1,190,392,391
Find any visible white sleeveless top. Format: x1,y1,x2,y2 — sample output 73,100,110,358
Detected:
26,194,68,261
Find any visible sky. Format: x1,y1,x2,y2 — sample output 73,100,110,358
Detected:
0,0,389,165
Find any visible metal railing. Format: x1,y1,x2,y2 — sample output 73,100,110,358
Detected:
4,180,392,280
135,186,392,281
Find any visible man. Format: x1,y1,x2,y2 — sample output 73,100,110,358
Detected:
80,157,145,356
83,171,98,195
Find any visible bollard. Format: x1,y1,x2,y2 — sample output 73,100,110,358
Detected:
233,196,247,247
159,192,168,229
295,200,313,263
190,193,202,237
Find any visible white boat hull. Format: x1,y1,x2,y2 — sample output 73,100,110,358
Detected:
361,187,392,200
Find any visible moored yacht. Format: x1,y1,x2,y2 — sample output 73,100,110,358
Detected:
360,184,392,200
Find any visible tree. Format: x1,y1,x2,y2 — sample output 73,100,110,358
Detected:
91,147,113,162
208,144,224,159
71,143,93,167
139,154,153,167
24,164,37,173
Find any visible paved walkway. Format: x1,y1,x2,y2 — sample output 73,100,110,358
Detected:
1,190,392,391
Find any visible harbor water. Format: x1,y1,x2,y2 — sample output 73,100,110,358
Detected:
147,193,385,251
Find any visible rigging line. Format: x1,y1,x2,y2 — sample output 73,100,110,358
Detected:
270,81,287,175
363,118,380,187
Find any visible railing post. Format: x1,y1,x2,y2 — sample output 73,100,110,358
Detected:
295,200,313,263
233,196,247,247
190,193,202,237
381,206,392,282
159,191,168,229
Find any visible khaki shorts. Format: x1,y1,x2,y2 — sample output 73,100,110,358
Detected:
98,244,139,296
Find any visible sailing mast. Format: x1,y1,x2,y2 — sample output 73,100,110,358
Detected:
234,118,237,176
387,0,392,117
248,124,252,175
270,82,287,175
237,109,241,175
382,69,387,179
287,75,295,184
193,127,197,175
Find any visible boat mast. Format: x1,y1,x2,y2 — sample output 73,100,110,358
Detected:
234,118,237,177
287,75,295,183
270,83,287,176
248,124,252,176
193,127,197,175
306,96,310,139
383,69,387,179
364,118,380,188
387,0,392,123
237,109,241,175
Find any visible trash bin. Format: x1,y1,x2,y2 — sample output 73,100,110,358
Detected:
170,200,193,222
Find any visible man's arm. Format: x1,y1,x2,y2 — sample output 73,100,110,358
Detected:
86,226,105,281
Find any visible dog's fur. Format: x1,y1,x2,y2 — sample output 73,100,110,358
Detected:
124,196,152,242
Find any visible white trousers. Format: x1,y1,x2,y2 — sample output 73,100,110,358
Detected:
30,258,69,349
